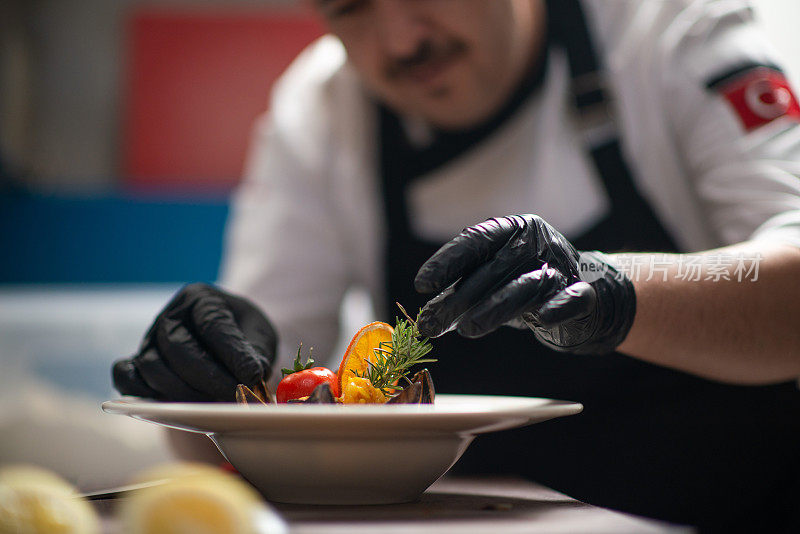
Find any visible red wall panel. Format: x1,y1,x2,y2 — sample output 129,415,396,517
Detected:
124,9,325,189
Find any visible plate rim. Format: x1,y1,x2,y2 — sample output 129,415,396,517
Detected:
102,394,583,437
102,394,583,419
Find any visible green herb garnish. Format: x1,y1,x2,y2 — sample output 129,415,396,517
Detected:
356,303,436,394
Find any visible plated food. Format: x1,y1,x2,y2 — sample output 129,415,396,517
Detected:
104,308,584,504
236,304,437,406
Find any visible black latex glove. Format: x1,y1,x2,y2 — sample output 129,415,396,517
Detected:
112,283,277,401
414,214,636,355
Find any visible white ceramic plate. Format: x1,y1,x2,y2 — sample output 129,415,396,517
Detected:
102,395,582,436
103,395,582,504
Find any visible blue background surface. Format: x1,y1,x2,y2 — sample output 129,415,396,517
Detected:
0,191,229,283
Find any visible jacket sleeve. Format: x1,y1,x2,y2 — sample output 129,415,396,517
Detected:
659,0,800,249
220,109,351,381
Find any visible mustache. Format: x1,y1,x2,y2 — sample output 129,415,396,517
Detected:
384,39,467,80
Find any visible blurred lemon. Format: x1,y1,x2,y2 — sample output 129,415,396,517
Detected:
0,464,99,534
120,462,286,534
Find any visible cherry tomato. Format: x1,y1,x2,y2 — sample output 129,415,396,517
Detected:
277,367,339,403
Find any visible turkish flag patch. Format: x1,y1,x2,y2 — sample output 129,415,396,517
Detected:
710,66,800,131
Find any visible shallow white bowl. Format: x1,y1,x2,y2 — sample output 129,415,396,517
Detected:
102,395,582,505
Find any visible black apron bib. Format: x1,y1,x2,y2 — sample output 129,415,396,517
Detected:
377,1,800,529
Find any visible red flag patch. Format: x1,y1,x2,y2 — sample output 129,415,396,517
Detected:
715,67,800,131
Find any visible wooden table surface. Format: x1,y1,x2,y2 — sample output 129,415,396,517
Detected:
96,476,693,533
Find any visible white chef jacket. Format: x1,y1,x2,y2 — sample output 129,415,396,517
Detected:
220,0,800,373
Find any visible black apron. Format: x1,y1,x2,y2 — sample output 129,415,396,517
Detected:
378,1,800,530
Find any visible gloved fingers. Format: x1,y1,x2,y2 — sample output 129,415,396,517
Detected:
416,284,459,338
189,293,266,386
414,216,525,294
133,348,212,402
417,262,514,338
536,282,596,328
137,282,205,350
112,358,160,398
456,265,566,338
417,235,540,338
503,316,529,330
155,317,239,401
224,293,278,372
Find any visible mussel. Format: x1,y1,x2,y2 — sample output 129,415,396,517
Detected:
387,368,435,404
386,380,422,404
287,382,337,404
411,368,435,404
234,379,275,406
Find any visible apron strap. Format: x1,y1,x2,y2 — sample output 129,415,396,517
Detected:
547,0,679,251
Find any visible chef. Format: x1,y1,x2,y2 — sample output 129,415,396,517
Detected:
114,0,800,530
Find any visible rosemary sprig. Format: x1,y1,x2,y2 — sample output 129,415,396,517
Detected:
281,343,315,377
356,303,436,395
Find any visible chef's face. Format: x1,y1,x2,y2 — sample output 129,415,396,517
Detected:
314,0,543,130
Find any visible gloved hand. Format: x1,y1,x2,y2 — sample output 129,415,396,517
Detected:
414,214,636,355
112,283,277,401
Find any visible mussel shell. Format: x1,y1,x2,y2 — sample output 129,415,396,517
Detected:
287,382,336,404
252,379,276,404
386,381,422,404
409,369,435,404
235,384,267,405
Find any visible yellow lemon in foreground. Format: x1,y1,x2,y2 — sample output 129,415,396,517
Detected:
0,464,99,534
120,463,286,534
